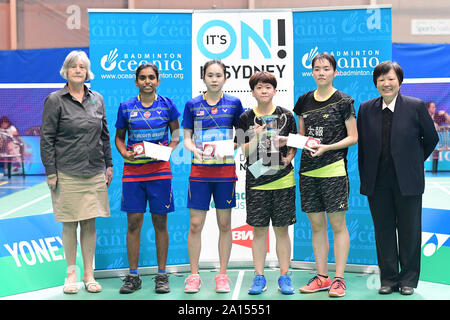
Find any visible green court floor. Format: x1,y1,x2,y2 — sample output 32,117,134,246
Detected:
3,268,449,300
1,174,449,304
423,173,450,209
0,177,52,219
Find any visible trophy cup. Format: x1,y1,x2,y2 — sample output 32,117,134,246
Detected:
254,113,287,166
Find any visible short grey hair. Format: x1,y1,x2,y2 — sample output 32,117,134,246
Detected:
59,50,94,81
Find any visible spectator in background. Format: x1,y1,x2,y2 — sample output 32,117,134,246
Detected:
40,50,113,294
0,116,22,173
426,101,450,126
0,116,18,154
0,116,18,139
426,101,450,173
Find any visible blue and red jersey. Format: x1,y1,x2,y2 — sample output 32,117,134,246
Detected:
115,95,180,182
182,93,244,183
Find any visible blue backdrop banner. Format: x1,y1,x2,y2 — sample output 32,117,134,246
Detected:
89,7,392,272
292,7,392,265
0,47,88,83
89,10,192,270
392,43,450,79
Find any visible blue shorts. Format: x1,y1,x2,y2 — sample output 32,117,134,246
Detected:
187,181,236,211
121,179,174,214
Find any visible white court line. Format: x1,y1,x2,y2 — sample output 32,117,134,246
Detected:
432,182,450,195
403,78,450,84
232,270,245,300
0,186,28,189
0,193,51,218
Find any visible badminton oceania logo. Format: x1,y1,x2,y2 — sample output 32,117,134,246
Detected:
100,48,118,71
301,47,319,69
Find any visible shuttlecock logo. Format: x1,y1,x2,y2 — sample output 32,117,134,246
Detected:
100,48,118,71
302,46,319,69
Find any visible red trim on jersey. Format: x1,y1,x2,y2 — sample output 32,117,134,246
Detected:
122,161,172,182
189,164,237,179
122,174,173,182
124,161,171,175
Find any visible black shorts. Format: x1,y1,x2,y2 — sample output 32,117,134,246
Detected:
246,186,296,227
299,174,349,213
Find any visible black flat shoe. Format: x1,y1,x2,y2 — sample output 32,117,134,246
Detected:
400,286,414,295
379,286,393,294
378,286,398,294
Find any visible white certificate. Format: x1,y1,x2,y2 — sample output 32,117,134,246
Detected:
202,139,235,157
286,133,320,152
143,141,172,161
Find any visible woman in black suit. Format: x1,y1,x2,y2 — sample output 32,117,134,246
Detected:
357,61,438,295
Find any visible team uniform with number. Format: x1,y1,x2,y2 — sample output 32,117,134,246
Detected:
236,106,297,227
182,93,244,211
115,95,180,214
293,90,355,213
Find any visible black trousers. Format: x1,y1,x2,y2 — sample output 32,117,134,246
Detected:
367,170,422,288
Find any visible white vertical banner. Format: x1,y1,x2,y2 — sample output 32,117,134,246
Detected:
192,10,294,266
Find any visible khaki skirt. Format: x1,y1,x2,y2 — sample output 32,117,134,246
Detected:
51,171,110,222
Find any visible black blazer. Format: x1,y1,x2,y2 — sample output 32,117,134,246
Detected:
357,93,439,196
